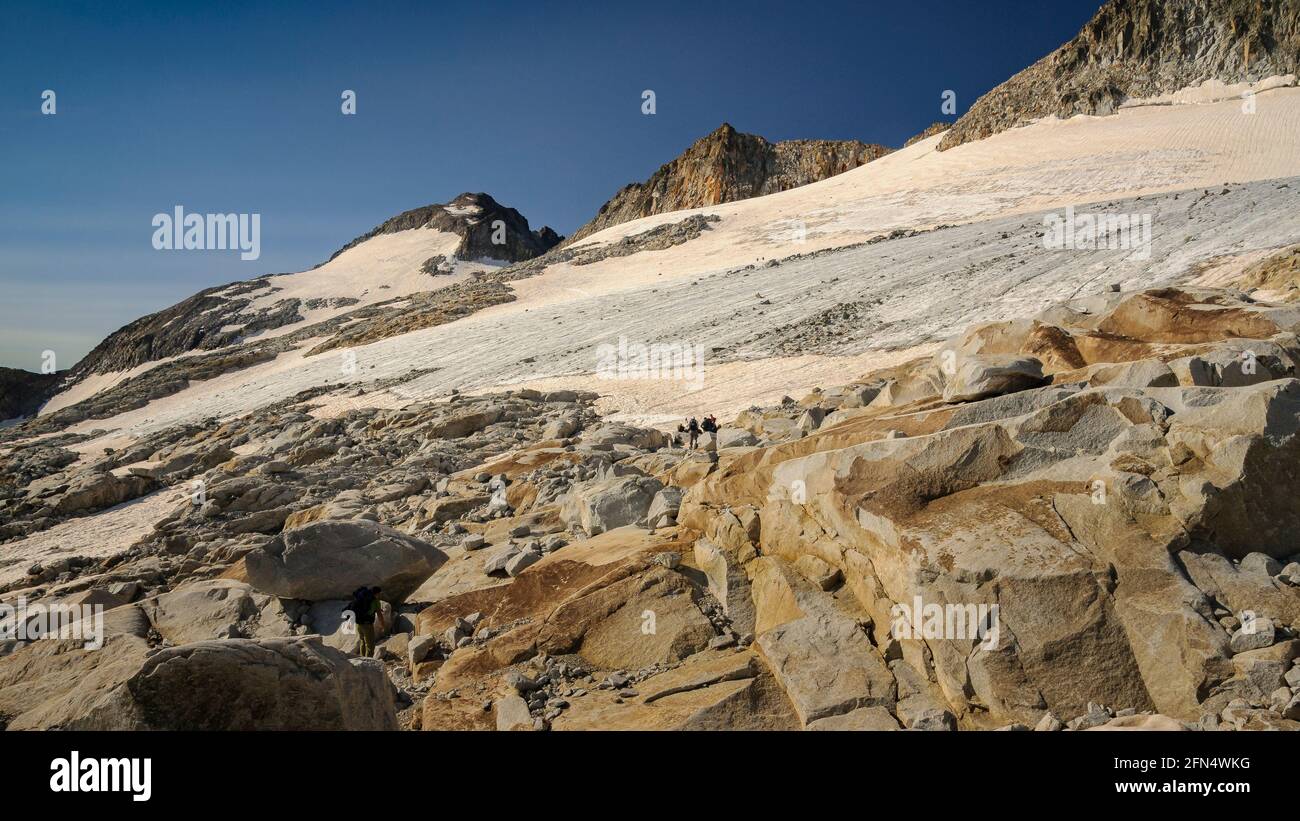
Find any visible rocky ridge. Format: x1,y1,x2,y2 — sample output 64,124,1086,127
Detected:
941,0,1300,151
566,123,890,244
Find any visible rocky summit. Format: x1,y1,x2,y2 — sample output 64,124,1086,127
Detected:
326,191,563,269
2,0,1300,736
566,123,891,244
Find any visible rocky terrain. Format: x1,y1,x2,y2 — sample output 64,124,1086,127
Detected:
4,0,1300,733
565,123,890,244
3,285,1298,731
0,210,726,441
1229,244,1300,300
941,0,1300,150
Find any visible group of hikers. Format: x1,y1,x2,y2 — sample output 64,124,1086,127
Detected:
678,414,718,449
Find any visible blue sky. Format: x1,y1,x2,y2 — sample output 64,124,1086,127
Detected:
0,0,1102,371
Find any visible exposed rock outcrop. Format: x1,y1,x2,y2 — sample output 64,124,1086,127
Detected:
904,121,952,148
326,192,562,267
68,280,309,379
680,286,1300,729
567,123,890,244
1230,244,1300,301
941,0,1300,151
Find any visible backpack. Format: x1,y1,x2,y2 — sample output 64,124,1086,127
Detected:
346,587,372,617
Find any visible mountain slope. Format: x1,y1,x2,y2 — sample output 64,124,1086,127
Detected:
27,83,1300,435
566,123,890,244
941,0,1300,150
67,193,560,381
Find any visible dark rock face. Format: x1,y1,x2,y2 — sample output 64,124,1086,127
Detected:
0,367,63,420
567,124,891,244
940,0,1300,151
327,192,562,266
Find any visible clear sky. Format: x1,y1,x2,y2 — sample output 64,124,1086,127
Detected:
0,0,1103,371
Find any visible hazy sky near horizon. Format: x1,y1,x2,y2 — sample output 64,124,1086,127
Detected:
0,0,1102,371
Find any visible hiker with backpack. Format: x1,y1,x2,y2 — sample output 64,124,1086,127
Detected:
344,586,386,657
701,415,717,434
687,417,701,449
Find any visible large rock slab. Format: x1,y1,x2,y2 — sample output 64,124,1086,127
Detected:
806,705,901,730
244,520,448,602
750,558,896,726
581,424,671,451
144,578,293,645
560,475,664,536
942,355,1047,402
694,538,756,635
685,311,1300,726
0,635,397,730
52,473,157,514
551,649,798,730
0,635,152,729
569,567,718,671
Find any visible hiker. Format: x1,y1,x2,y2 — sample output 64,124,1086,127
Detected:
687,417,701,449
344,586,385,657
701,415,717,433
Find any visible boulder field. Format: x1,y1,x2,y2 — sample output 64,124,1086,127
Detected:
1,287,1298,731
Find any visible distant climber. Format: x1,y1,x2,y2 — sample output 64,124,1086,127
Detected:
686,417,701,449
344,586,385,657
702,415,718,433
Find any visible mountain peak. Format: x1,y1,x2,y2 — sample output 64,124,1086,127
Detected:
328,192,562,265
66,193,562,379
566,124,891,243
